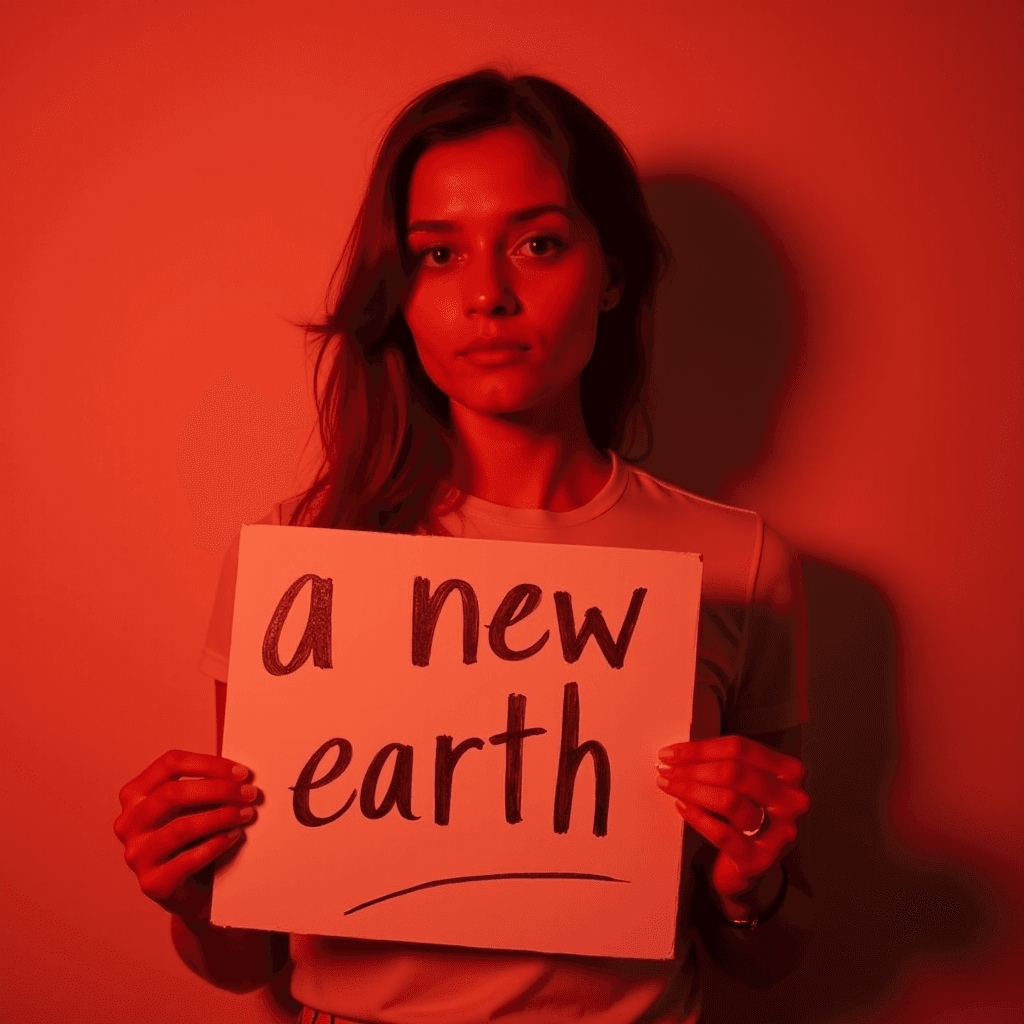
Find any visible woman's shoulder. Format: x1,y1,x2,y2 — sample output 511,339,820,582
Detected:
616,462,796,606
623,462,758,526
216,494,312,593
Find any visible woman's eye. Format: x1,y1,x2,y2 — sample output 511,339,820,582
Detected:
422,247,452,266
520,236,564,257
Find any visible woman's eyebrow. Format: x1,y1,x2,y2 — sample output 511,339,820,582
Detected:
509,203,572,224
406,218,457,235
406,204,572,235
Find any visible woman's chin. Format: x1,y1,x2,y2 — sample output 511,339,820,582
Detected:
449,385,544,420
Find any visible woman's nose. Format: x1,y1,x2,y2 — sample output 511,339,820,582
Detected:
464,253,518,318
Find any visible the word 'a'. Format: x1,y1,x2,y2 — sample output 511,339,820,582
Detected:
262,574,334,676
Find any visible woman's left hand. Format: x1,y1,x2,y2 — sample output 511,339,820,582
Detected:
656,735,810,921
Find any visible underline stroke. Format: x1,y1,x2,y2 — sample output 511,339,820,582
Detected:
344,871,630,915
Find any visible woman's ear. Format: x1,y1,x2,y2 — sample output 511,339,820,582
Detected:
601,256,625,312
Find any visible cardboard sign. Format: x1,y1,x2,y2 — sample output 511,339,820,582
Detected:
211,525,702,959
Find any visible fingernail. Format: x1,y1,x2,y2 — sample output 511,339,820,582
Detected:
231,765,249,779
656,775,670,789
227,828,242,840
656,763,672,774
239,806,254,821
657,748,676,761
675,800,687,813
240,784,258,802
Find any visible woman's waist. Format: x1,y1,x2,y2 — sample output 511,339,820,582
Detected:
289,933,697,1024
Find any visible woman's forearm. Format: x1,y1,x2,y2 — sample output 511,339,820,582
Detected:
170,914,288,994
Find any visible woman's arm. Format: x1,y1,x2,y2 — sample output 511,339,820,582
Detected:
112,680,292,995
678,525,812,983
165,680,292,993
687,725,814,987
169,883,291,994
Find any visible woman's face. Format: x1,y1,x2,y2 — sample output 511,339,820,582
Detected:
402,125,621,422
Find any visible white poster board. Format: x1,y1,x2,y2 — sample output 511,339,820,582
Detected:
211,525,702,959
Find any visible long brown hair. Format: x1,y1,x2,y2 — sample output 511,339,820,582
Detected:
291,70,669,534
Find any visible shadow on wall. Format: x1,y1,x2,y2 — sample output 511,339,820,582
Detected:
702,559,1000,1023
639,177,1001,1022
639,175,801,497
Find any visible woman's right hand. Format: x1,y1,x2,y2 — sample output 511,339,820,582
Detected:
113,750,260,923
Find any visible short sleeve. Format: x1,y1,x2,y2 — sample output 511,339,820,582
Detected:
722,521,809,735
197,503,287,682
197,533,239,682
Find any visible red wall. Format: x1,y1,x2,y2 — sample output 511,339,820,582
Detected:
2,2,1020,1021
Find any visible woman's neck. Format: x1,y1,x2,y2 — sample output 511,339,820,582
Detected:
448,398,611,512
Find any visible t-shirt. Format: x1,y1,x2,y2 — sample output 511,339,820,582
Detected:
199,452,808,1024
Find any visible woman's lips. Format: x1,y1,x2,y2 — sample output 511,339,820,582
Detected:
460,340,530,367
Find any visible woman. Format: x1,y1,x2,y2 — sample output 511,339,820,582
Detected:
114,70,812,1022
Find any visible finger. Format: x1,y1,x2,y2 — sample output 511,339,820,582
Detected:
659,735,805,783
656,775,766,834
677,798,799,865
658,760,807,818
137,829,245,904
125,803,257,873
128,779,260,836
119,750,250,811
658,735,799,775
675,800,759,864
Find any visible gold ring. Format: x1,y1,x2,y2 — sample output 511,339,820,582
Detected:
742,805,769,837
